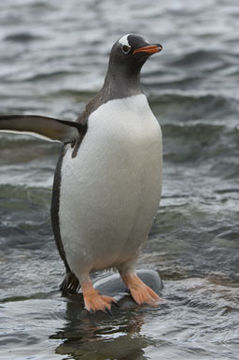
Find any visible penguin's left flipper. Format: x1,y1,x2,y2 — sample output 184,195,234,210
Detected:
0,114,86,143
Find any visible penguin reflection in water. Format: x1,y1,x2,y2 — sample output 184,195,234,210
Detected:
0,34,163,313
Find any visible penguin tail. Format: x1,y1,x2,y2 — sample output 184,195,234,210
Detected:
0,114,86,143
60,272,80,295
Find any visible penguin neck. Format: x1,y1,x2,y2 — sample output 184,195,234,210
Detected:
102,65,142,101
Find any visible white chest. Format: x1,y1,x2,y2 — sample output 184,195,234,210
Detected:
59,94,162,272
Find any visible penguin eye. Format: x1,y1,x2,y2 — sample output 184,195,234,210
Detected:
122,45,131,54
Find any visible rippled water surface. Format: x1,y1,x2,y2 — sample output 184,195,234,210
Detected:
0,0,239,359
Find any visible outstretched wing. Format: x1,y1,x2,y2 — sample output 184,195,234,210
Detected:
0,114,86,143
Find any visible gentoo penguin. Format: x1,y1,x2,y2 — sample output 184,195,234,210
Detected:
0,34,163,313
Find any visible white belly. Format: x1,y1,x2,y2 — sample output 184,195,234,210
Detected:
59,94,162,277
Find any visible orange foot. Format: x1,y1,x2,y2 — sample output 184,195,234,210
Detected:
122,273,162,306
81,282,116,313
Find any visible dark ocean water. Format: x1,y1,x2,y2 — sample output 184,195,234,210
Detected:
0,0,238,359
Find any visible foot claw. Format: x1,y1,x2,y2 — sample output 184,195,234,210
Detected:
104,308,113,316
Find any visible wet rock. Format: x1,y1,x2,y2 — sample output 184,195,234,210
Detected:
93,269,163,302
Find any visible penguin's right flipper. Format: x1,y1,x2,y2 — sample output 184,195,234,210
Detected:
0,114,86,143
60,272,80,294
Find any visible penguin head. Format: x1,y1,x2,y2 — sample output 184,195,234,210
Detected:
108,34,163,76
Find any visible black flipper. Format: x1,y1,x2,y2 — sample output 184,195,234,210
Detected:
0,114,86,143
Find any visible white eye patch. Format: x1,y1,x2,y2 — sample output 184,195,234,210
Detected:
118,34,131,47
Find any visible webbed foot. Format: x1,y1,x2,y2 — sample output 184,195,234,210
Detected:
82,281,117,313
122,273,162,306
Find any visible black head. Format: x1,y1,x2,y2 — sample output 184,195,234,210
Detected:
108,34,163,78
101,34,163,100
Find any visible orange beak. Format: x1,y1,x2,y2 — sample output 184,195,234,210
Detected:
133,44,163,55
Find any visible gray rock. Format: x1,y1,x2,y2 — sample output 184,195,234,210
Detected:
93,269,163,302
